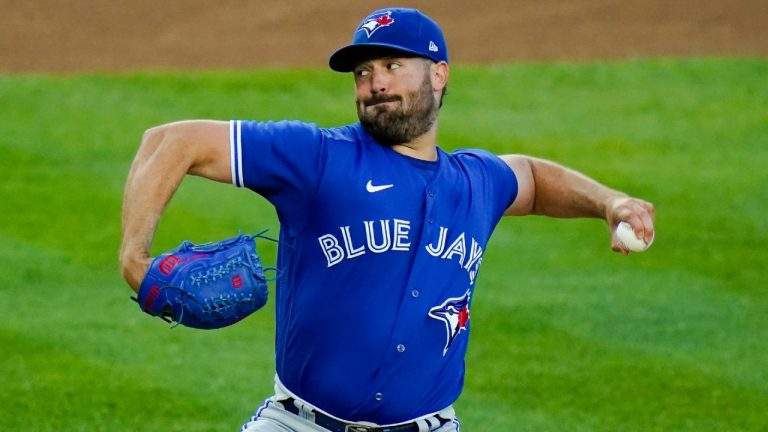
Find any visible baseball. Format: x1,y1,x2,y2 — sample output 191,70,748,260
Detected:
615,221,653,252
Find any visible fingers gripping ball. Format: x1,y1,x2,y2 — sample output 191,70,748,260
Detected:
616,221,654,252
136,233,270,329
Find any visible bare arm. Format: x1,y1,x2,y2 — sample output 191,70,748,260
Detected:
501,154,655,254
120,120,231,292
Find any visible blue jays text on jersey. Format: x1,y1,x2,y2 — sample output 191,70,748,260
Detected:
229,120,518,425
318,220,486,284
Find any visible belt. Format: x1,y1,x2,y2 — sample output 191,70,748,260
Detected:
279,397,449,432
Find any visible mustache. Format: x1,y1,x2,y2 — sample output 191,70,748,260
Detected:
363,94,402,108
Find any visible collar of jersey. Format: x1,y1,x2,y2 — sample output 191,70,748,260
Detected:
354,122,442,170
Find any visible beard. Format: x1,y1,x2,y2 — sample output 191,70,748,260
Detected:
357,75,438,146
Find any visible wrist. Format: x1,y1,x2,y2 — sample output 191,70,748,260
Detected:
120,250,151,293
603,194,630,224
605,192,633,224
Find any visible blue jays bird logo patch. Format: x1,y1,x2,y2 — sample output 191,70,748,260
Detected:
358,11,395,38
429,290,471,355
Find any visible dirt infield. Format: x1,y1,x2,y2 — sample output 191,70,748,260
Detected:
1,0,766,73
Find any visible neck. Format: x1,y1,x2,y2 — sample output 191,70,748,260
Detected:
390,122,439,161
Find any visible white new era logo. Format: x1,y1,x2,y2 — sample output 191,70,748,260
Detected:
429,41,439,52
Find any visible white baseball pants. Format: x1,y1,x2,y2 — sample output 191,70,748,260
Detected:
240,376,460,432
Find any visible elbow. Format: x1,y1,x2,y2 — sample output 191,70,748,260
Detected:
135,120,228,182
134,125,168,164
143,125,165,142
141,124,175,152
136,123,191,168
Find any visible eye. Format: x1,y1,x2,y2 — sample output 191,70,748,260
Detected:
356,69,370,77
387,62,401,70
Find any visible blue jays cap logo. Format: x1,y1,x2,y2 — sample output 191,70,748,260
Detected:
429,290,471,356
358,10,395,38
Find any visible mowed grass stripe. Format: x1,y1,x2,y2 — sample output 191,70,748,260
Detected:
464,271,767,431
0,143,279,268
0,234,276,430
474,268,767,387
0,329,240,432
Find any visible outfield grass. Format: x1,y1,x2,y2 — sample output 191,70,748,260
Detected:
1,58,766,431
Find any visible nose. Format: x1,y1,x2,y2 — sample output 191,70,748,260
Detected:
369,69,389,94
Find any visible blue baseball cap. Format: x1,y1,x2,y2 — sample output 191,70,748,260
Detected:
329,8,448,72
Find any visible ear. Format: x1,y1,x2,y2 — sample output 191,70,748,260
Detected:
431,61,449,92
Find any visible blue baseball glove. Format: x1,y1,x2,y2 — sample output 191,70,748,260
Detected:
135,233,270,329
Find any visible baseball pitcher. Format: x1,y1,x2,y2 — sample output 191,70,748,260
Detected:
120,8,655,432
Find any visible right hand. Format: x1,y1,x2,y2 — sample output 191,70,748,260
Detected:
605,196,655,255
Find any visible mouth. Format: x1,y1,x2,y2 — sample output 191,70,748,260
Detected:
364,97,401,108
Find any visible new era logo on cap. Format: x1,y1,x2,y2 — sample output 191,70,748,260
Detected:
429,41,439,52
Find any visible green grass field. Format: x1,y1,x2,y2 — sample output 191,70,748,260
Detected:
1,57,766,431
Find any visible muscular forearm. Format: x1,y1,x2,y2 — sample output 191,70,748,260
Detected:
120,121,231,290
504,155,655,254
528,157,626,220
120,127,193,291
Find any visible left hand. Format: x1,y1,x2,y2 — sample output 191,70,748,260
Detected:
606,196,655,255
135,233,270,329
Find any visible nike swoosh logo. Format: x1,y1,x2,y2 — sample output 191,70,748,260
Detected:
366,180,394,193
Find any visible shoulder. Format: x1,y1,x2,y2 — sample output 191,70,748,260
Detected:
237,119,321,140
246,121,366,143
446,148,520,212
319,122,370,145
237,121,368,147
447,148,513,174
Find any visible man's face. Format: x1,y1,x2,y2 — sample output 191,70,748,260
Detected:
354,56,438,146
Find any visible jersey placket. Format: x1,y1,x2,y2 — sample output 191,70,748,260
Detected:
364,160,445,408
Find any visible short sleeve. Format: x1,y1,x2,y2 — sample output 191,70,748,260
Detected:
489,153,518,216
229,120,326,231
454,148,518,220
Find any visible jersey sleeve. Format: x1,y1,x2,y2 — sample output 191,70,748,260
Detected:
455,148,518,220
229,120,326,231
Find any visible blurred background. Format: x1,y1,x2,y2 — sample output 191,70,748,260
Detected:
2,0,766,73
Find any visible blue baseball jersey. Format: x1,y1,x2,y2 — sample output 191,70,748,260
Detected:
229,120,517,424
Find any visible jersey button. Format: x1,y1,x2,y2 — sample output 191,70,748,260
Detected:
428,217,433,224
411,290,420,298
375,393,384,401
396,344,406,353
427,189,434,197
